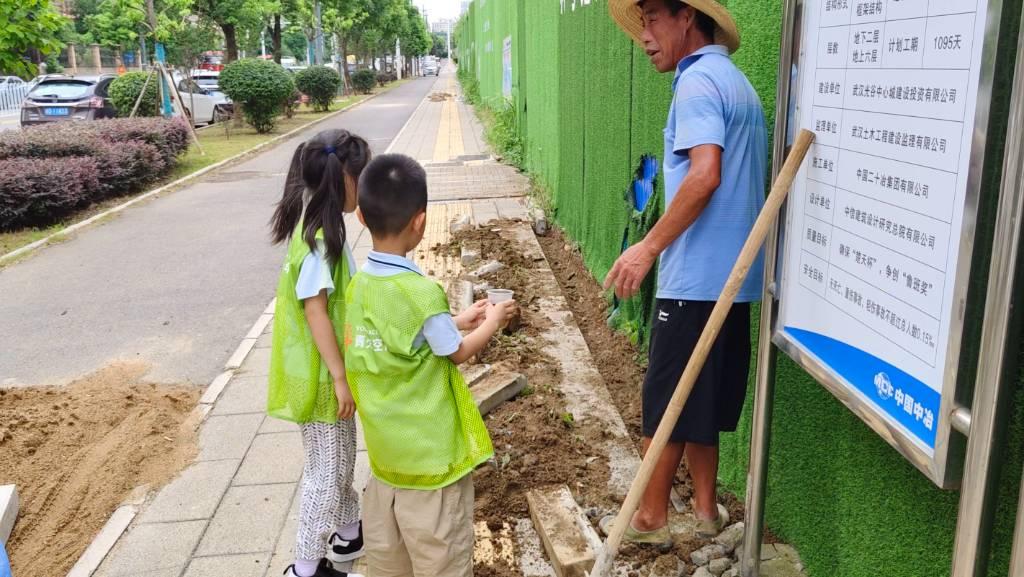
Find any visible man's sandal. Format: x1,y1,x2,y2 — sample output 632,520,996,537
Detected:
598,515,674,552
692,501,730,539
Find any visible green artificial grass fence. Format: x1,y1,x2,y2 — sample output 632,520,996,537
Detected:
456,2,1024,575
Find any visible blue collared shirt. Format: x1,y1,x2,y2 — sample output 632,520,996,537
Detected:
361,251,463,356
659,44,768,302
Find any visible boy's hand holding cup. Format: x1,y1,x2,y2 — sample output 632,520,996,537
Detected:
485,289,518,331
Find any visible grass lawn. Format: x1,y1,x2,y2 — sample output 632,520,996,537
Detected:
0,88,390,259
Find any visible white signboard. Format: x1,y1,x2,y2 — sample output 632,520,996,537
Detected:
777,0,993,485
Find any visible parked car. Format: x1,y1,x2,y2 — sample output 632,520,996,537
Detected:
20,75,117,127
173,73,233,125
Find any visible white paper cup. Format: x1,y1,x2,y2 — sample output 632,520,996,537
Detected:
487,289,514,304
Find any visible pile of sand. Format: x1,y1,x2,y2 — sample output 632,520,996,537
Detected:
0,361,200,576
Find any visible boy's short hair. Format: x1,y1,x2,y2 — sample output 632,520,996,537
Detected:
358,154,428,237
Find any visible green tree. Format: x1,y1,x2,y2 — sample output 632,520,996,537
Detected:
193,0,270,62
219,58,294,132
430,32,447,58
84,0,145,49
282,25,307,62
0,0,68,78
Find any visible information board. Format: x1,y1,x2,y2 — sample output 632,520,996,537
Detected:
775,0,996,486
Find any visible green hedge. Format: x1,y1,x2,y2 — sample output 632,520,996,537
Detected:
456,1,1024,576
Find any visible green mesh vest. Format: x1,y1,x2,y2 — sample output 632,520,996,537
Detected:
344,271,494,490
267,226,348,424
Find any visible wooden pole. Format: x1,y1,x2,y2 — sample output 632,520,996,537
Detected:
160,63,204,155
128,68,156,118
588,128,816,577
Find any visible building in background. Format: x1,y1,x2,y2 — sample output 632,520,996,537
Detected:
431,18,454,35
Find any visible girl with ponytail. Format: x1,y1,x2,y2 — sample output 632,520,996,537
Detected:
267,129,371,577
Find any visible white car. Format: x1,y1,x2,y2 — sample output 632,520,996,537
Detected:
173,72,233,126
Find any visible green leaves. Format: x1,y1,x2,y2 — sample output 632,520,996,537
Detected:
109,71,161,117
294,65,340,111
0,0,67,78
219,58,295,132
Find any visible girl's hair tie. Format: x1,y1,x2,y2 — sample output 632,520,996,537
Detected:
324,145,336,155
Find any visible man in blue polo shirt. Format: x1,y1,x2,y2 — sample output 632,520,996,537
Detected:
603,0,767,547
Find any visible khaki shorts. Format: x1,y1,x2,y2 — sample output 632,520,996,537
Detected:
363,474,474,577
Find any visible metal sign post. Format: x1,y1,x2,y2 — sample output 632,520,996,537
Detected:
1012,459,1024,576
949,4,1024,573
748,0,1021,575
740,0,799,574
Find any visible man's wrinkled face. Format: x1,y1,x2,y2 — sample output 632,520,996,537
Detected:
639,0,694,73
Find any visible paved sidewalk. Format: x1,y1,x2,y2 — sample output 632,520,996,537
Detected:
91,64,531,577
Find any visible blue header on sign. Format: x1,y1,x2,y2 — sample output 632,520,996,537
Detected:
785,327,940,449
1,541,10,577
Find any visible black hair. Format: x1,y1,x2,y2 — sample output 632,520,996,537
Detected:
269,142,307,245
268,129,371,267
660,0,717,41
357,153,428,238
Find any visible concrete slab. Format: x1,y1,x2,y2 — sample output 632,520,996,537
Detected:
255,331,273,349
259,414,299,434
183,553,271,577
514,518,557,577
526,486,601,577
472,372,527,416
95,520,206,576
266,484,302,576
196,483,295,556
233,432,304,486
0,484,18,544
67,504,138,577
137,460,240,523
212,374,269,415
236,346,271,377
355,450,371,492
197,413,263,461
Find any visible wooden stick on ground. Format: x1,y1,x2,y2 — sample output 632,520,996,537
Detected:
588,128,815,577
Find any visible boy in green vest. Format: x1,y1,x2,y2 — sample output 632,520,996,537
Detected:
344,153,516,577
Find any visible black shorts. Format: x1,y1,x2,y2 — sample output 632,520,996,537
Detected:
641,299,751,446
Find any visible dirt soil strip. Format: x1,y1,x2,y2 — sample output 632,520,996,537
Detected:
0,362,199,576
536,229,750,528
433,220,701,576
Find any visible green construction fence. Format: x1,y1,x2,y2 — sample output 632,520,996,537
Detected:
455,2,1024,576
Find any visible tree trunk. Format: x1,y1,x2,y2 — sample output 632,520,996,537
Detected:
340,35,351,93
222,23,239,63
272,15,282,64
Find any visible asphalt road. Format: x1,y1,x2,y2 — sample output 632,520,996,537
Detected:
0,75,439,387
0,114,20,132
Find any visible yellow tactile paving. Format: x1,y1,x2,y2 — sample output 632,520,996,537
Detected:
414,201,473,290
432,75,465,162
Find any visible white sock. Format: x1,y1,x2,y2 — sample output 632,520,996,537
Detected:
294,559,320,577
337,520,360,541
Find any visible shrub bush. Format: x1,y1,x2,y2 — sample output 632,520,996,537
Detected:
351,70,376,94
294,66,341,112
0,118,189,166
376,71,397,87
0,157,101,230
219,59,295,133
109,71,161,117
0,118,188,229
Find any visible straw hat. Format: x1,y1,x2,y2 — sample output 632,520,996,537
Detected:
609,0,741,54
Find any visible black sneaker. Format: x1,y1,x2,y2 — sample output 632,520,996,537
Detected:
283,559,363,577
326,521,365,563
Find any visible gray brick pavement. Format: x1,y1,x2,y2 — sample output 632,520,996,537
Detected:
91,63,533,577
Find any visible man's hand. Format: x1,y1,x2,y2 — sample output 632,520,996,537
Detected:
335,378,356,420
604,240,659,300
455,299,489,331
